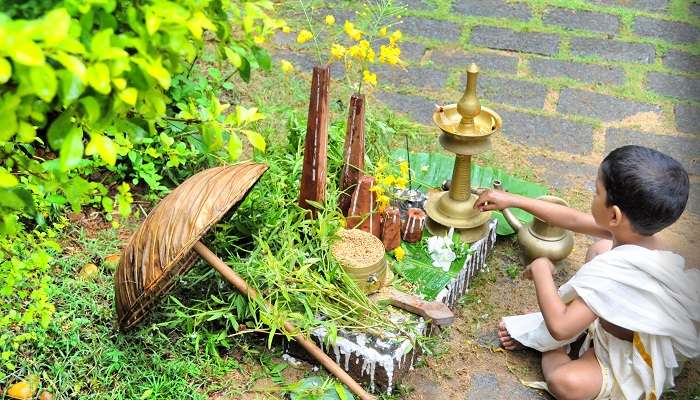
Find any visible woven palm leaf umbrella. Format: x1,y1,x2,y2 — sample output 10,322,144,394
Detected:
114,162,374,400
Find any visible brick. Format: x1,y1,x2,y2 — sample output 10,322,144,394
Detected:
375,65,449,90
529,58,625,85
453,0,532,21
400,16,463,42
498,109,595,154
570,37,656,64
543,8,620,35
633,17,700,45
375,92,437,126
529,155,597,191
589,0,668,12
430,50,518,74
470,26,560,56
605,128,700,174
647,72,700,101
456,75,548,109
675,104,700,135
558,88,660,122
662,50,700,74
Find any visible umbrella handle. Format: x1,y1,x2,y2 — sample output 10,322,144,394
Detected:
193,241,376,400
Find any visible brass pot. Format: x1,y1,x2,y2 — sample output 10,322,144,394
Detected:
494,181,574,263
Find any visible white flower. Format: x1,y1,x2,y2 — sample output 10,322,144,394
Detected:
427,228,456,272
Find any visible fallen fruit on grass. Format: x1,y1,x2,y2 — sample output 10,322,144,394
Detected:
7,381,35,399
103,254,120,270
39,391,54,400
79,263,99,279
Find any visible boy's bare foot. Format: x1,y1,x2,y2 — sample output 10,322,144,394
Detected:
498,320,524,351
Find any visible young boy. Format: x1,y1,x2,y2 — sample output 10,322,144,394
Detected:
474,145,699,400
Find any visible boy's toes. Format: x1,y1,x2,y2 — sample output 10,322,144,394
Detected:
497,320,524,351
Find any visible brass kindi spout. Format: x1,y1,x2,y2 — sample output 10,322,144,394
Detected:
493,181,574,262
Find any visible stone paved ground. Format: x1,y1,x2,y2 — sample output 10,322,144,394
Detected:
269,0,699,398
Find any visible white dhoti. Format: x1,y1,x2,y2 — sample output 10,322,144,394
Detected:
503,245,700,400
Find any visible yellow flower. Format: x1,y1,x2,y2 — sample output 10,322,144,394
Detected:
297,29,313,44
280,59,294,73
394,246,405,261
254,35,266,44
379,26,388,37
325,15,336,25
375,160,388,175
282,25,291,33
389,30,402,45
379,44,401,65
395,176,408,189
339,216,347,228
377,194,390,213
370,185,384,195
363,70,377,85
331,44,346,60
381,175,395,186
344,20,362,41
400,160,409,178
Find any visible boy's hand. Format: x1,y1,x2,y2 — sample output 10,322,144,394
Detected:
473,189,517,212
522,257,555,280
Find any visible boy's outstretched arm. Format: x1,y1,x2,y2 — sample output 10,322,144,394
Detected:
524,258,597,340
474,189,612,239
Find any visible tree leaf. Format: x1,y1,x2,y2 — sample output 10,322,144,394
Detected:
10,40,45,66
227,133,242,160
0,109,18,142
0,58,12,84
80,96,102,125
85,134,117,165
118,88,138,106
30,65,57,102
52,51,87,83
57,70,85,107
241,129,265,152
43,8,71,45
59,127,84,171
87,62,111,94
253,47,271,70
17,121,37,143
0,169,18,188
224,47,242,68
201,123,223,151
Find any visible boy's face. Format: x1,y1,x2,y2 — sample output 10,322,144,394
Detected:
592,170,612,227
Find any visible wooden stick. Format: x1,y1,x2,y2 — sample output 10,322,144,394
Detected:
193,241,376,400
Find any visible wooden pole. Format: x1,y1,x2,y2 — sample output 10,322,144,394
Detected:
299,65,331,217
339,93,366,216
193,241,376,400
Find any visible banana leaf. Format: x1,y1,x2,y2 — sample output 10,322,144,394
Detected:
391,150,548,235
393,237,470,301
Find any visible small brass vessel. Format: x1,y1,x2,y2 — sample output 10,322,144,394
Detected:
425,63,502,242
494,181,575,262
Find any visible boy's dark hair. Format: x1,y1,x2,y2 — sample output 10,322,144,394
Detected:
600,145,689,236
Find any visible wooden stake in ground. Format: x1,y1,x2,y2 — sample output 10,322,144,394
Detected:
339,93,366,216
299,65,331,217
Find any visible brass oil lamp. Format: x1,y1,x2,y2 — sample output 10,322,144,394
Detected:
425,63,502,242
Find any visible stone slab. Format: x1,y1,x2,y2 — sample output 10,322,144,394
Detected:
396,0,432,10
375,39,426,63
375,65,449,91
662,50,700,74
647,72,700,101
400,16,463,42
589,0,668,12
470,26,560,56
529,58,625,85
457,76,548,110
529,155,597,192
557,88,661,122
430,49,519,74
498,109,595,154
688,182,700,217
453,0,532,21
543,8,620,35
605,129,700,175
691,3,700,17
570,37,655,64
633,17,700,45
375,92,437,126
675,104,700,135
466,372,546,400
